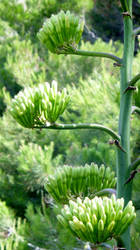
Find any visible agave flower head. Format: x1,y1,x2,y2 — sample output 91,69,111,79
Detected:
38,11,84,54
9,81,70,128
57,195,136,244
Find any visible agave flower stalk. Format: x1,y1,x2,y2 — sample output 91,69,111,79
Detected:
116,0,135,248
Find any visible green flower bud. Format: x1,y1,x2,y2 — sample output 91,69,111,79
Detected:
76,197,83,206
78,207,86,222
92,214,97,226
98,219,104,242
69,200,76,211
38,10,84,54
86,221,94,243
107,220,115,232
98,219,104,231
69,220,77,231
99,164,105,179
57,215,68,227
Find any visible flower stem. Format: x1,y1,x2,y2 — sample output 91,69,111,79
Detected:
33,123,120,141
70,49,122,64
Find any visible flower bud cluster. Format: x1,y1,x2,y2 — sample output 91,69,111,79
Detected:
9,81,70,128
57,195,136,244
38,10,84,54
46,163,116,203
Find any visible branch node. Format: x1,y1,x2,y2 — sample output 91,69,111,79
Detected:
109,139,126,153
122,12,132,18
125,170,139,184
113,63,123,67
114,139,126,153
124,86,137,94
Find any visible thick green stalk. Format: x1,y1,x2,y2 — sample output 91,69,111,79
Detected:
116,1,134,248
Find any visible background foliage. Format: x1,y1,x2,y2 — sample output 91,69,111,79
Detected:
0,0,140,249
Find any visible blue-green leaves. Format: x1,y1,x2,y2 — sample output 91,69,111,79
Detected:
38,10,84,54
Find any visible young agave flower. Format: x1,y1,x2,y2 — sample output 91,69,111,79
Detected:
57,195,136,244
38,10,84,54
45,163,117,203
9,81,70,128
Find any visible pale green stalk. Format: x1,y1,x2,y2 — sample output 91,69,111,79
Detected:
33,123,120,141
69,49,122,64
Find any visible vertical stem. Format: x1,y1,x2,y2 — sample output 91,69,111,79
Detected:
116,1,134,249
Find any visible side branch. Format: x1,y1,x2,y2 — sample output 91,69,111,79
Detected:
93,188,116,198
129,73,140,86
133,27,140,36
132,106,140,115
33,123,120,141
69,50,122,64
125,158,140,184
124,74,140,93
131,158,140,170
